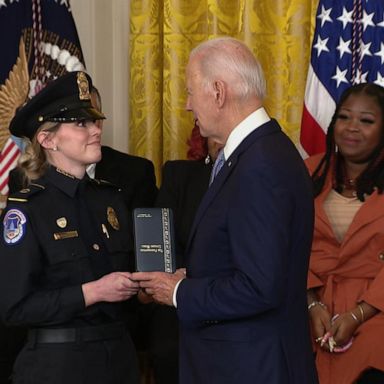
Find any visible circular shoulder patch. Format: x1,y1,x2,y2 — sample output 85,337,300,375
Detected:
3,209,27,245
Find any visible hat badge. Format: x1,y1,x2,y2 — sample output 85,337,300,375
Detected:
77,71,90,100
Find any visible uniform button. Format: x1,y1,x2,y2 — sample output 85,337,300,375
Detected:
93,243,100,251
379,253,384,261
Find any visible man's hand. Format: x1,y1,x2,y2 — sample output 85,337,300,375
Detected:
131,269,186,306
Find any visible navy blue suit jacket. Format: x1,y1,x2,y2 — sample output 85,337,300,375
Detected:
176,120,318,383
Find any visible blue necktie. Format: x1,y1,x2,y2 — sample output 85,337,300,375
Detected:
209,149,225,186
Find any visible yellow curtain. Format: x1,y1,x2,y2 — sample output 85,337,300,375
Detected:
129,0,319,182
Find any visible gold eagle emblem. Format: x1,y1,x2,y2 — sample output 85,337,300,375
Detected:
0,38,30,152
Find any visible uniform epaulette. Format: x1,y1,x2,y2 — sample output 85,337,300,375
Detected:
7,183,45,203
91,178,119,189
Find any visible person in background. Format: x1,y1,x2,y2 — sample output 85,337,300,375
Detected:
89,87,157,215
140,122,221,384
0,71,140,384
306,83,384,384
132,37,318,383
157,122,222,267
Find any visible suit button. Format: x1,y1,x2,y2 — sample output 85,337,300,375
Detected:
204,320,219,325
93,243,100,251
379,253,384,261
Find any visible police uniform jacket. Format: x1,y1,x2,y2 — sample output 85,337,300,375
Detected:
0,166,132,328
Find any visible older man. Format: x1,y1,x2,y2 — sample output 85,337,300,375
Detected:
132,37,318,384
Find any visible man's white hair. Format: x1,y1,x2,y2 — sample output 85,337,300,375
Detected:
190,37,266,101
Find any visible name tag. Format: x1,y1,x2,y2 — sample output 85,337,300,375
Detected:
53,231,79,240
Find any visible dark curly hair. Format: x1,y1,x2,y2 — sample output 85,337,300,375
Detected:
186,120,208,160
312,83,384,201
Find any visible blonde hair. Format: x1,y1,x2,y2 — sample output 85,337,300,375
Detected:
18,121,61,184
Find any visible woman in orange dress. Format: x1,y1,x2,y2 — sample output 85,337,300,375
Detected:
306,83,384,384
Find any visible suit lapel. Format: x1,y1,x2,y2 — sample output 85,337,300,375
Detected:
186,120,281,253
188,151,236,240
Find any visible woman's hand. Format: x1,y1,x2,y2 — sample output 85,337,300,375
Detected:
82,272,140,307
329,312,359,347
309,304,332,346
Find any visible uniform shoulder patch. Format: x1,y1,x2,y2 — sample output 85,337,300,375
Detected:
3,208,27,245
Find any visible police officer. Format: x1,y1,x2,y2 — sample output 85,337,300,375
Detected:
0,71,140,384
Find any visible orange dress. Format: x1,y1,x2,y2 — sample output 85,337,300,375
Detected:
306,154,384,384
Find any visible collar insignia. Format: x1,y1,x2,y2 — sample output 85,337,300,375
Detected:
56,168,75,179
56,217,67,228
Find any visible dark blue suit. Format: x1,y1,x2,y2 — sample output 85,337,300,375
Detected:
176,120,318,383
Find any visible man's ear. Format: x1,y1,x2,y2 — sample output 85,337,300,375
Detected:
213,80,226,108
36,130,55,150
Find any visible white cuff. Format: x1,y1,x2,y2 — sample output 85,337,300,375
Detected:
172,279,183,308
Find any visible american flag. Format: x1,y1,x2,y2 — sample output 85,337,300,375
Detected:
300,0,384,157
0,0,84,207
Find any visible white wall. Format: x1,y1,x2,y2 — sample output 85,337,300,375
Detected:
70,0,129,153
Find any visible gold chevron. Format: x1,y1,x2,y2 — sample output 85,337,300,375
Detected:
0,38,29,152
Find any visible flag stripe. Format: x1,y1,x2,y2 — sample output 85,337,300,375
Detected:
300,107,326,155
0,147,20,177
0,149,19,178
300,0,384,156
303,65,336,133
0,138,20,194
0,139,20,166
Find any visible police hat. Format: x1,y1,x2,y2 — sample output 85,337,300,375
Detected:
9,71,105,140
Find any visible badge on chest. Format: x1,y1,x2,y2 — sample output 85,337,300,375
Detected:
107,206,120,230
